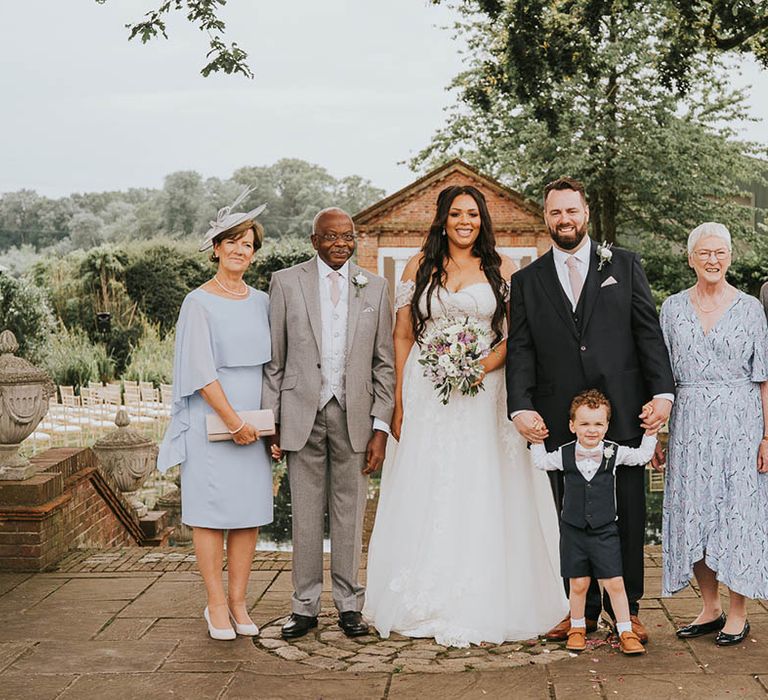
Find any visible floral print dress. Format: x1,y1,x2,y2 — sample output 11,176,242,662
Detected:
660,290,768,598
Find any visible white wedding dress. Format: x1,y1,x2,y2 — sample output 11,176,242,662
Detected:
363,281,568,647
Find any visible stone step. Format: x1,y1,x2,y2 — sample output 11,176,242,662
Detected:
141,525,175,547
139,510,168,539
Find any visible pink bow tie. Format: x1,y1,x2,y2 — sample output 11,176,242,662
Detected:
575,446,603,461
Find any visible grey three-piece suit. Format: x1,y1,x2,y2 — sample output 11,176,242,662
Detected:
262,256,395,615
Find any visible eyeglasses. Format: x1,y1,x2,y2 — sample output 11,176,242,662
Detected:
318,233,355,243
693,249,729,261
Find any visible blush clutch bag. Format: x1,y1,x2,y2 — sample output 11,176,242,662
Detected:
206,409,276,442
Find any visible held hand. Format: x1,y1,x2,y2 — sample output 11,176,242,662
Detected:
758,438,768,474
650,441,666,472
232,423,259,445
363,431,388,475
639,398,672,433
512,410,549,444
470,359,491,388
268,428,282,461
391,403,403,442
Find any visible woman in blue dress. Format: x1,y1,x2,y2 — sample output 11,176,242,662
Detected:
158,191,277,641
660,222,768,647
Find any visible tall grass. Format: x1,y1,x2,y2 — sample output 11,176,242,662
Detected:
124,320,175,386
42,324,113,390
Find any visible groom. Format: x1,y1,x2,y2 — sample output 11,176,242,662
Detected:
262,207,395,640
506,177,674,643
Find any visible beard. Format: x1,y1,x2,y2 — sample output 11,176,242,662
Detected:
548,220,589,250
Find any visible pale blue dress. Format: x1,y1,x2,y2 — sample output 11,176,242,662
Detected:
660,290,768,598
157,287,273,529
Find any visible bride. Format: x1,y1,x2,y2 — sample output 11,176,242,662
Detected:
363,185,567,647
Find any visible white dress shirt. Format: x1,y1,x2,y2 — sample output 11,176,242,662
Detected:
529,434,657,482
316,256,389,434
552,237,591,311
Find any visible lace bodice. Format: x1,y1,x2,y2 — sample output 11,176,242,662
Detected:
395,280,500,333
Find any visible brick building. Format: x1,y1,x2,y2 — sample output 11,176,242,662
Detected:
353,159,551,295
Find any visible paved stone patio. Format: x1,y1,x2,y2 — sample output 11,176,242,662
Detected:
1,546,767,699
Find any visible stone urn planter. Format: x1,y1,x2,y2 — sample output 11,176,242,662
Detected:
93,408,158,518
0,330,55,480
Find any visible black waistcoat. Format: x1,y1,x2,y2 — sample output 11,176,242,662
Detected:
560,441,619,528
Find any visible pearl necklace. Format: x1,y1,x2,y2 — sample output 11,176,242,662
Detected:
213,274,248,297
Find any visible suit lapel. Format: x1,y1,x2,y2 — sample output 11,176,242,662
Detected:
535,250,578,338
346,263,365,354
299,258,323,355
580,239,609,334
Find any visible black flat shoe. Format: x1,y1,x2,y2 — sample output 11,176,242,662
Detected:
338,610,369,637
281,613,318,639
715,620,750,647
676,612,726,638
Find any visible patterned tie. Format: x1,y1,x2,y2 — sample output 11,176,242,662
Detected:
566,255,584,304
575,446,603,462
329,270,341,307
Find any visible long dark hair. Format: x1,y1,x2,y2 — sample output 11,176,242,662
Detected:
411,185,508,344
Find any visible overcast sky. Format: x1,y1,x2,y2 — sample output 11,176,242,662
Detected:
1,1,766,199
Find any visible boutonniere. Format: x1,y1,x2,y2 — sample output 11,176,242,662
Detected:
596,241,613,271
351,273,368,297
603,445,615,459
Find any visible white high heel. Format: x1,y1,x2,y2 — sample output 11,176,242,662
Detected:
229,607,259,637
203,606,236,641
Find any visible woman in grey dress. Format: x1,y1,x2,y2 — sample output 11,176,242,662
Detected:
660,222,768,646
158,192,278,641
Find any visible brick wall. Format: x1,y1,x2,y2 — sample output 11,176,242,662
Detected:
353,161,551,274
0,448,137,572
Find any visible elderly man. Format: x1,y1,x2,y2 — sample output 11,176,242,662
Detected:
262,207,395,639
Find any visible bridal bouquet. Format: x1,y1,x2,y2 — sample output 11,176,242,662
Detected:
418,317,491,405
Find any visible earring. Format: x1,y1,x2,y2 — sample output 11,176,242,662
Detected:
441,228,447,237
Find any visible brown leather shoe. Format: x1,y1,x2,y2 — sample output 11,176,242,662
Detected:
566,627,587,652
545,615,598,641
630,615,649,644
619,630,646,655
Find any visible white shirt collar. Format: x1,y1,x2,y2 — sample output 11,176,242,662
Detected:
316,255,350,280
576,440,604,453
552,237,592,267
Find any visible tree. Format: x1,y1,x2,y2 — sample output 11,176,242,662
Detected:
0,275,55,363
95,0,252,78
162,170,204,236
416,1,766,245
435,0,768,127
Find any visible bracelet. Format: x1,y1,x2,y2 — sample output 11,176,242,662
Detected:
228,419,246,435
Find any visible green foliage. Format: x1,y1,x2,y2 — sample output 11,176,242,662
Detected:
433,0,768,128
634,234,768,305
0,275,55,362
0,160,383,254
95,0,254,78
41,325,111,390
124,241,209,333
416,1,766,245
244,237,315,291
124,321,175,386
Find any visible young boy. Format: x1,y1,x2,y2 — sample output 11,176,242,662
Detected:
529,389,657,655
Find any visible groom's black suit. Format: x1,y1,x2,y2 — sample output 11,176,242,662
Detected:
506,239,674,619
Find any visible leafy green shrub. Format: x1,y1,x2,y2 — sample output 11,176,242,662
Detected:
0,274,55,362
245,237,314,291
124,242,208,334
42,325,110,390
124,321,175,386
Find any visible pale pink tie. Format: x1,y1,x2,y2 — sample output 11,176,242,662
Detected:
329,271,341,307
566,256,584,304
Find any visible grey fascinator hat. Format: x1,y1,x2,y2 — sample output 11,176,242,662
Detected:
199,186,267,252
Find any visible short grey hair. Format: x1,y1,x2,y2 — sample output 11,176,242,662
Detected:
687,222,732,255
312,207,354,236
